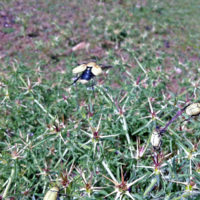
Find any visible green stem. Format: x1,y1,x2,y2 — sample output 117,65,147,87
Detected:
34,99,59,124
143,177,157,197
97,86,133,158
121,115,134,158
30,149,43,175
2,168,15,198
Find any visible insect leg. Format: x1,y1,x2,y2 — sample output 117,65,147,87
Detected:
91,78,96,92
69,75,81,86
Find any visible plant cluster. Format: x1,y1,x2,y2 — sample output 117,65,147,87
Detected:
0,0,200,200
0,57,199,199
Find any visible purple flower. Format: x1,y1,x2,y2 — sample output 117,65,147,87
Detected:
28,132,34,137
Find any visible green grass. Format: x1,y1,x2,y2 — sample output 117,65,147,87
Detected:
0,0,200,199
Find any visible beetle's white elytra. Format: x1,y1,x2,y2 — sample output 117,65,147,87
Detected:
86,62,96,68
88,62,102,76
72,64,87,74
43,187,59,200
72,62,102,76
151,130,161,148
185,103,200,116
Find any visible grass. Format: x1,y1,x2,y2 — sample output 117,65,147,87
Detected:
0,0,200,199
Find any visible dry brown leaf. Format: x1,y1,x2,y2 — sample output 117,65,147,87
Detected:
72,42,89,51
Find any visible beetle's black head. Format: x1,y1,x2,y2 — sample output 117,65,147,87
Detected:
80,66,94,81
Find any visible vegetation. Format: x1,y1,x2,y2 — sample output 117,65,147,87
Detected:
0,0,200,199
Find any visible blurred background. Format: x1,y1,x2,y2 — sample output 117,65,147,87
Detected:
1,0,199,85
0,1,200,199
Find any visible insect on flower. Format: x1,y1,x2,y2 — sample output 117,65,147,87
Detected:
43,187,59,200
151,130,162,150
70,62,112,85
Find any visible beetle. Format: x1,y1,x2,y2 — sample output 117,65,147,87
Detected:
43,187,59,200
179,102,200,125
185,103,200,116
70,62,112,86
151,130,162,150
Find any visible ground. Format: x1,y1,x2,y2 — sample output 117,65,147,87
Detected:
0,0,200,199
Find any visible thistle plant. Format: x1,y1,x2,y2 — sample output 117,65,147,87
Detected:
0,1,200,199
81,114,119,155
102,161,146,200
76,167,105,198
